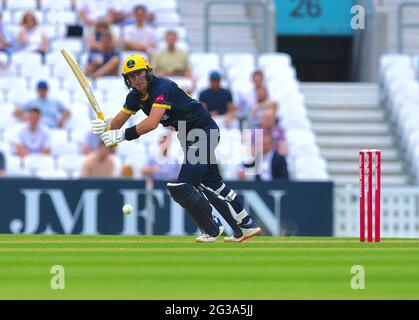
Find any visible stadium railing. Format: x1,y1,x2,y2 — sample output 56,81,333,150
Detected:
203,0,270,53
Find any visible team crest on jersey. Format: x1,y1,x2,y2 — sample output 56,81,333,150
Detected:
155,94,165,103
162,115,169,121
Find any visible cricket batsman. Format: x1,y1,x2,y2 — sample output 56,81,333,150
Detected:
91,54,262,242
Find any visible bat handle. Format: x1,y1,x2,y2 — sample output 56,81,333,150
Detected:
97,112,105,121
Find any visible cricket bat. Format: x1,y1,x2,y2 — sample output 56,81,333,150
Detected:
60,49,105,120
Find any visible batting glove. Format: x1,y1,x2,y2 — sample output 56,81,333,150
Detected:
91,118,111,135
100,129,125,147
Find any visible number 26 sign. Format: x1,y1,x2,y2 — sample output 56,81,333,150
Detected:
276,0,355,36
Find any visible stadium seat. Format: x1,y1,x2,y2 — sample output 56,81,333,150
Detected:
40,0,73,10
49,129,71,155
226,67,254,84
380,54,412,76
65,107,91,132
112,155,122,176
51,38,83,56
6,0,37,10
11,52,43,76
77,52,89,69
1,11,12,24
94,76,124,92
46,90,70,104
0,51,9,66
295,168,329,181
222,53,255,72
155,12,181,26
153,0,178,11
5,154,31,177
20,65,50,86
286,129,316,145
295,155,327,172
69,127,91,148
51,141,78,159
43,24,67,41
57,153,85,177
190,52,220,80
116,140,146,162
258,53,292,69
0,104,17,142
281,115,312,130
23,154,55,174
36,168,69,179
0,77,26,100
46,51,68,70
45,9,78,25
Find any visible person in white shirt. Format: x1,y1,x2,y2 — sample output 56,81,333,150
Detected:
17,11,48,55
13,108,51,159
122,5,157,59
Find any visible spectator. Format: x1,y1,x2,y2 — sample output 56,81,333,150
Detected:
77,0,114,28
84,31,120,79
0,151,5,176
141,0,156,26
79,143,116,177
0,12,13,55
239,132,289,181
87,19,118,53
141,132,180,181
14,80,71,129
199,71,236,118
107,1,134,25
122,5,157,58
12,107,51,159
248,86,278,127
152,30,192,78
17,11,48,55
236,70,270,121
258,109,287,156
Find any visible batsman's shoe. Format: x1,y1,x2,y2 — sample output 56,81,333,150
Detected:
224,218,262,242
195,234,218,242
195,216,224,242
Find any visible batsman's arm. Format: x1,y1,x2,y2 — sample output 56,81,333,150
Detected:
100,108,165,146
109,111,131,130
124,107,165,141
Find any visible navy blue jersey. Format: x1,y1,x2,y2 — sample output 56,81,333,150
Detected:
199,87,233,115
122,76,213,131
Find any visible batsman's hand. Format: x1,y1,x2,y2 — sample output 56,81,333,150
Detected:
100,129,125,147
91,118,111,135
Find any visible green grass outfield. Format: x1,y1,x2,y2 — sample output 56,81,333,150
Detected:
0,234,418,300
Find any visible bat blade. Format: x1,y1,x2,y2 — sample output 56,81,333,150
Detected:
60,49,105,120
